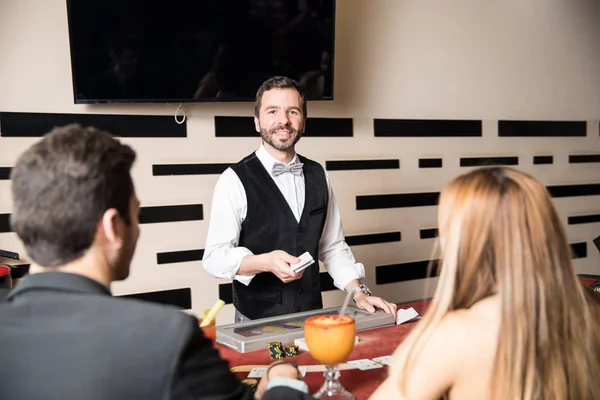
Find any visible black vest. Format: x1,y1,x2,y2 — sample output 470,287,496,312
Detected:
231,152,329,320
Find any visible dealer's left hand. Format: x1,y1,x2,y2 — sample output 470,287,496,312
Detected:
354,292,397,315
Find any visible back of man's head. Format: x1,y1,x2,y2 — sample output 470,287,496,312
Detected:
10,124,136,268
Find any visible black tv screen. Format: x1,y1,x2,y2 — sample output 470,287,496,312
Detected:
66,0,336,104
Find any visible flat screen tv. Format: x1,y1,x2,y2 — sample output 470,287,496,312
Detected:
66,0,336,104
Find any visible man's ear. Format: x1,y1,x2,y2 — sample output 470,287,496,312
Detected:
254,116,260,132
100,208,123,248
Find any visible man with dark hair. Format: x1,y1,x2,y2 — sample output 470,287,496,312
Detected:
203,76,397,322
0,124,312,400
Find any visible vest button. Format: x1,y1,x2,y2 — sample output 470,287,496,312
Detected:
295,306,301,311
297,288,303,294
298,247,305,253
298,226,304,233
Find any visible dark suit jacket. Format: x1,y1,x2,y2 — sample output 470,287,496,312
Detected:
0,272,314,400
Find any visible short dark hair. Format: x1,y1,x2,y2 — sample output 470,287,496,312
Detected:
254,76,307,118
10,124,136,267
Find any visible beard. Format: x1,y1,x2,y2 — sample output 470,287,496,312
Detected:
260,123,303,151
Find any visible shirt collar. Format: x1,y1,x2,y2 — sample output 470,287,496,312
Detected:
6,271,112,301
255,144,299,172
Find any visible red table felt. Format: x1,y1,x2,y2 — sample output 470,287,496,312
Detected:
579,276,599,288
216,299,431,399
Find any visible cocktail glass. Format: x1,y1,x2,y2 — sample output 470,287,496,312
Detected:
198,317,217,345
304,315,356,399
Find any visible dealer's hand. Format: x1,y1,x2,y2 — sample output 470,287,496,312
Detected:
260,250,304,283
354,292,397,315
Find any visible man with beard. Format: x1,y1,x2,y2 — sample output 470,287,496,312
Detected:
0,124,313,400
203,76,396,322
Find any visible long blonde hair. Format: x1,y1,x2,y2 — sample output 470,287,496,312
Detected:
398,167,600,399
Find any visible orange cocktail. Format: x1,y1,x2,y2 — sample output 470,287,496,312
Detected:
304,315,356,399
305,315,356,365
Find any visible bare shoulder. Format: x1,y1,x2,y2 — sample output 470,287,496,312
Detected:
444,295,500,346
378,296,500,400
412,307,481,362
391,296,501,377
449,295,499,331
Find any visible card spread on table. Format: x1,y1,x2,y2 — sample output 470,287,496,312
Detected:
290,252,315,273
372,355,393,366
396,307,419,325
247,368,267,378
348,359,384,370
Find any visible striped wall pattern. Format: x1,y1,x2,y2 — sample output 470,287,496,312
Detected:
1,112,599,311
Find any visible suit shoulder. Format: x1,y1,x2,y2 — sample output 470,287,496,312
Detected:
102,295,196,329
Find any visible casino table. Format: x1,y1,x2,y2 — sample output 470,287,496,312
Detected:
216,275,599,399
216,298,430,399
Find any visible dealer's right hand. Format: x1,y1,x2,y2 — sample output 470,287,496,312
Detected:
260,250,303,283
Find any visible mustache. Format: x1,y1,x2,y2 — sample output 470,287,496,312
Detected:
269,124,298,134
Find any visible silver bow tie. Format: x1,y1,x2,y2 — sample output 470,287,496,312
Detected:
272,162,304,176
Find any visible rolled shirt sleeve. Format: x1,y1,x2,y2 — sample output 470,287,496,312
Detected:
202,168,256,286
318,169,365,290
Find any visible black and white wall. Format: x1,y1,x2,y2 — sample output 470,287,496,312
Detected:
1,0,599,323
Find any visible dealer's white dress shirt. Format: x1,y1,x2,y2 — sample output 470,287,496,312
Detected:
202,145,365,290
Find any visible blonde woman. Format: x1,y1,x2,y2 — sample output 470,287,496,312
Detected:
371,167,600,400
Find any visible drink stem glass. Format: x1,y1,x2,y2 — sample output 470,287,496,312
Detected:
314,365,354,399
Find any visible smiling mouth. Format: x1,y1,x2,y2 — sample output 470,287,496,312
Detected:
273,128,293,136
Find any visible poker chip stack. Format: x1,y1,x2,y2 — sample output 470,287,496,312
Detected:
268,341,299,359
268,341,285,359
284,344,299,357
